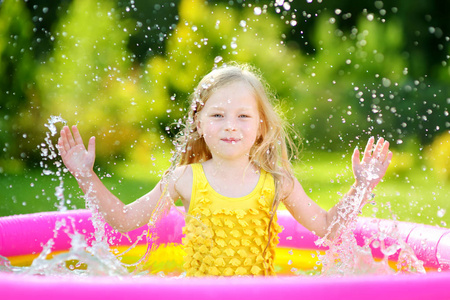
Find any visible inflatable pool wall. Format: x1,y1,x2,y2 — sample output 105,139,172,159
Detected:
0,208,449,300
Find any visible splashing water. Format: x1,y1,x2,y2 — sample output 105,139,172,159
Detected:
39,113,191,276
0,255,13,273
1,42,434,279
316,173,426,276
1,0,448,283
3,107,427,278
1,116,136,276
41,115,68,212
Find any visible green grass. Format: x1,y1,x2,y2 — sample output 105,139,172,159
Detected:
0,169,158,217
1,152,449,228
294,151,449,227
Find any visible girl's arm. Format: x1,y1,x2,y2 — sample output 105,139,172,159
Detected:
58,125,185,233
283,137,392,239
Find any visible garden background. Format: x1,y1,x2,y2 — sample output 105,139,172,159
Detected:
0,0,449,227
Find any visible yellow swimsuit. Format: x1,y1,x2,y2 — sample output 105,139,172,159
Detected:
182,163,282,277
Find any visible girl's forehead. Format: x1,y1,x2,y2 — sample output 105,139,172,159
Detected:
205,81,258,107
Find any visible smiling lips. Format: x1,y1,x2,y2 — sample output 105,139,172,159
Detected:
221,138,241,143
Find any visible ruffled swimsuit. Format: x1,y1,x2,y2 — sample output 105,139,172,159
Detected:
182,163,282,277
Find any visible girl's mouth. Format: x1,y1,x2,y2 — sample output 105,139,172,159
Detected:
221,138,240,143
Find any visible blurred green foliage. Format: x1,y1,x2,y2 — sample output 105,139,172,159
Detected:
0,0,449,178
0,0,449,225
0,0,36,171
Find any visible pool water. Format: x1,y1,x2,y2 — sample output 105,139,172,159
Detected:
7,243,430,277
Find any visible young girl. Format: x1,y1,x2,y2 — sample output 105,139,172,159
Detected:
58,63,392,277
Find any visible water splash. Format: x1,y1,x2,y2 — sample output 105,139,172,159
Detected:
1,116,136,276
316,179,425,276
42,116,131,274
0,255,14,273
29,111,189,276
40,115,68,211
23,230,129,276
39,110,187,276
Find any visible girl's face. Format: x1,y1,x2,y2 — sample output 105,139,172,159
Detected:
196,81,261,162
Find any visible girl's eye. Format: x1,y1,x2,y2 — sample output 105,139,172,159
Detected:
239,114,250,118
212,114,223,118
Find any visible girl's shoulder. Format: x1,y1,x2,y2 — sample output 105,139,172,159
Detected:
170,164,194,202
171,164,193,185
273,168,297,199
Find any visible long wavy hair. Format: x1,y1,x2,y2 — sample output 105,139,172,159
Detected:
175,63,298,246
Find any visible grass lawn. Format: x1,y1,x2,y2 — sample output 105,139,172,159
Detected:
294,151,449,227
0,169,156,217
1,151,449,228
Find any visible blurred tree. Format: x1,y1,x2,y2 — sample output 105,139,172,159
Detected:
122,0,307,170
22,0,72,60
0,0,36,172
296,12,410,149
205,0,449,144
0,0,449,171
28,0,142,166
117,0,181,63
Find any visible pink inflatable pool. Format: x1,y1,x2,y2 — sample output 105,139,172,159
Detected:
1,208,449,300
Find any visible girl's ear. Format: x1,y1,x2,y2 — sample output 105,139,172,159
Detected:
195,115,203,136
257,119,264,139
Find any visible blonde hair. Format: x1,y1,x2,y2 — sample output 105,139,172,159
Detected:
175,62,298,223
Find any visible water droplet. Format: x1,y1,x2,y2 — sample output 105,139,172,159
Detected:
382,78,391,87
230,40,237,49
253,7,262,15
437,208,446,218
43,169,53,175
372,240,380,248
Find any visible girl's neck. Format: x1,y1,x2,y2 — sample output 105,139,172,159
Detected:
203,156,257,178
201,156,260,198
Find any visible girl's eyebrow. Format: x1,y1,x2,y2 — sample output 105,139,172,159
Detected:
208,105,255,110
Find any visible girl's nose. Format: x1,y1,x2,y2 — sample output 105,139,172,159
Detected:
225,118,237,131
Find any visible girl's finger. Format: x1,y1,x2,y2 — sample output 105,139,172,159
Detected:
64,126,76,148
373,137,384,158
60,127,70,152
352,146,360,168
72,125,84,146
363,136,375,161
63,134,71,151
57,137,66,156
383,151,393,168
379,141,390,162
87,136,96,157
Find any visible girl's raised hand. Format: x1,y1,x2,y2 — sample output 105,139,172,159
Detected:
57,125,96,179
352,137,392,190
